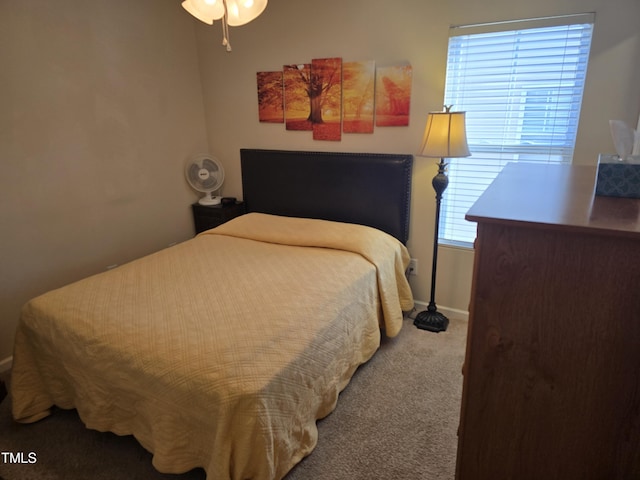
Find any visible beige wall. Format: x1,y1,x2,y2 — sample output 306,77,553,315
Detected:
0,0,210,360
194,0,640,316
1,0,639,362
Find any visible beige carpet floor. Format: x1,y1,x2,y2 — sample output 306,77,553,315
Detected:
0,316,466,480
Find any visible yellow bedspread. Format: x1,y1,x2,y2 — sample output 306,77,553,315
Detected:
208,213,413,336
11,213,413,479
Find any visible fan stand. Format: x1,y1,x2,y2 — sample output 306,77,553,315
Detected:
199,192,221,206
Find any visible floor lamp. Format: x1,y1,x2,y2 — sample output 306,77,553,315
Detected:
414,106,470,333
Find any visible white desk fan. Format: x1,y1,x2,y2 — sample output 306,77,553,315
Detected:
185,153,225,205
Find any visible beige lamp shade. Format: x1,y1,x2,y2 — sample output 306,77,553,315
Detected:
419,110,470,158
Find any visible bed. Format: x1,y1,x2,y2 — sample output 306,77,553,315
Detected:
11,149,414,480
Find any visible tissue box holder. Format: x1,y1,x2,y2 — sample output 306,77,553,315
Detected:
595,154,640,198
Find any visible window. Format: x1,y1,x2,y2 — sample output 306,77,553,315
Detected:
440,14,594,246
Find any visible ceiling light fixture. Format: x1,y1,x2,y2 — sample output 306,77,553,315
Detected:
181,0,268,52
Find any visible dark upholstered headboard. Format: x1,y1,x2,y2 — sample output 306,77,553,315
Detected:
240,149,413,244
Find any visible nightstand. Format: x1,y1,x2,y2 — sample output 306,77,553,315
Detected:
191,202,245,235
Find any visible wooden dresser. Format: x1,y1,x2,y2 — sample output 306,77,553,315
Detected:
456,162,640,479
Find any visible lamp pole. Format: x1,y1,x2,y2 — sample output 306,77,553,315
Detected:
414,158,449,332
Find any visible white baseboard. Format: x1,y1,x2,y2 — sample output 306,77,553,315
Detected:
0,356,13,374
410,300,469,322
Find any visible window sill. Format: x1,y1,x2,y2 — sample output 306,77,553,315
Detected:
438,239,474,251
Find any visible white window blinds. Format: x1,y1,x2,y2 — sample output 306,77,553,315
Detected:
440,14,594,246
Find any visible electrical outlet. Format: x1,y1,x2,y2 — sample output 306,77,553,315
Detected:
408,258,418,276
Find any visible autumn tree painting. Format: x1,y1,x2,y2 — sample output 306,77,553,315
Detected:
282,59,343,140
375,64,413,126
310,57,342,141
342,60,375,134
260,59,413,139
257,71,284,123
283,64,312,131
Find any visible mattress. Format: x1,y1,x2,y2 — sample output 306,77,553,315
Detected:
11,213,414,479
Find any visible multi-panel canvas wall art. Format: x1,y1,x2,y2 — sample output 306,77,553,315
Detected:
375,64,412,127
283,64,312,131
343,60,375,134
257,71,284,123
310,57,342,141
257,59,411,141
